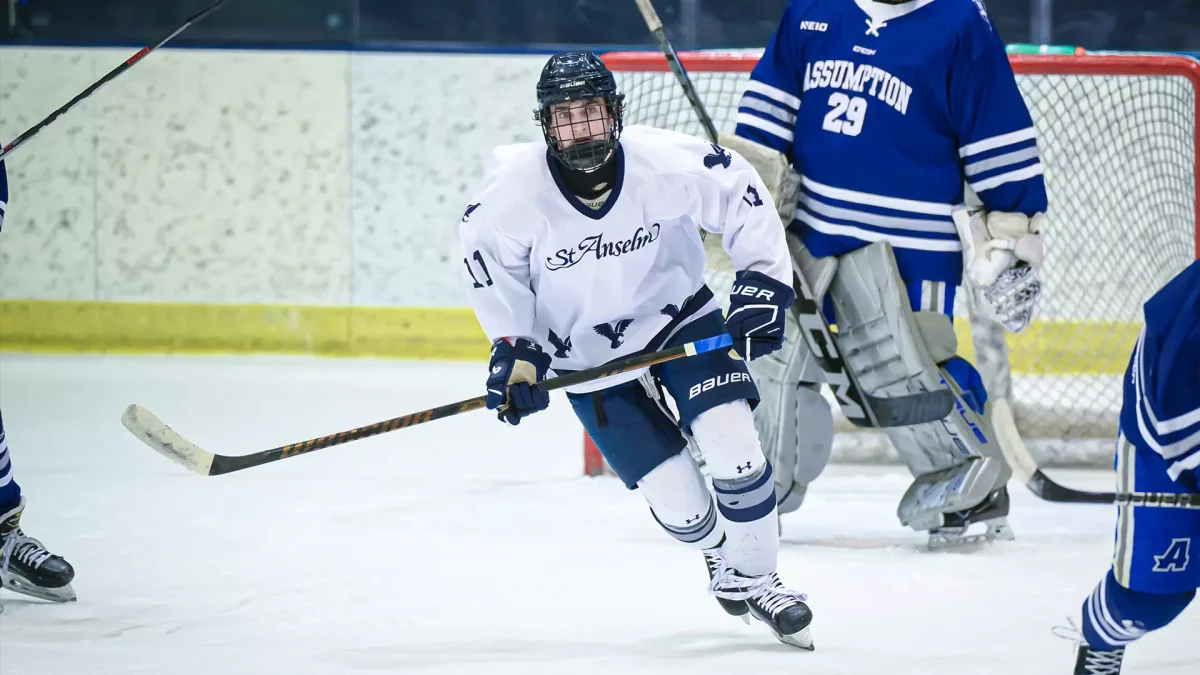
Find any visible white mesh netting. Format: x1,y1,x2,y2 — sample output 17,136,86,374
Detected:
606,51,1198,467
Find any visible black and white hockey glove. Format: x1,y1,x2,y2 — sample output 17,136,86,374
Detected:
955,206,1045,333
725,270,796,361
485,338,552,426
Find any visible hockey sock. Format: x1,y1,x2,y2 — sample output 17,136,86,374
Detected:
1080,569,1195,650
638,451,725,550
692,401,779,576
0,409,21,511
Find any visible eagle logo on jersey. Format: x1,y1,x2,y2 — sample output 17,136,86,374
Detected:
703,144,732,170
660,293,696,319
547,328,573,358
462,203,481,222
593,319,634,349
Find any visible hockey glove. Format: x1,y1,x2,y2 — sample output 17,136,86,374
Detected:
954,205,1045,333
486,338,552,426
725,270,796,361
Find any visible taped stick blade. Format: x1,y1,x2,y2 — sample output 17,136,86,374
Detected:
121,404,215,476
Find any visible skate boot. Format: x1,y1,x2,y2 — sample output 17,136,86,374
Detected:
709,561,814,650
0,497,76,604
928,486,1015,549
1072,644,1125,675
702,543,749,624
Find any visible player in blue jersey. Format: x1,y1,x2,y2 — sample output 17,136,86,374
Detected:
0,160,77,612
1065,259,1199,674
716,0,1049,546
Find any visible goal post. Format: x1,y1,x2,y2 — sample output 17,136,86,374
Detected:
583,50,1199,476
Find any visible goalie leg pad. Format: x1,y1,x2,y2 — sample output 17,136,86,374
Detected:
747,294,834,516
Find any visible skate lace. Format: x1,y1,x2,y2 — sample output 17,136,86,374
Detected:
707,557,807,614
1052,618,1125,675
0,529,53,573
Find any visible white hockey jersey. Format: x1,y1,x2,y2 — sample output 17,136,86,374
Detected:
459,125,792,394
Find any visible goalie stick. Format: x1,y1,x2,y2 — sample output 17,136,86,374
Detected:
122,333,736,477
626,5,954,429
0,0,232,161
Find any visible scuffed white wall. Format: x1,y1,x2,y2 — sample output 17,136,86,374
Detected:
349,53,544,308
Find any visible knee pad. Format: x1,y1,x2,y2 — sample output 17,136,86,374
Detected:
637,451,724,550
1081,569,1196,650
691,401,777,524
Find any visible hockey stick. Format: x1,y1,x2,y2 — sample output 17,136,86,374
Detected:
0,0,232,161
121,333,735,477
989,398,1200,509
792,266,955,428
631,0,720,144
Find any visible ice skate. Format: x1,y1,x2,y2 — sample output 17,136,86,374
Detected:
708,558,813,650
927,486,1015,549
1054,619,1125,674
702,543,750,624
0,497,76,604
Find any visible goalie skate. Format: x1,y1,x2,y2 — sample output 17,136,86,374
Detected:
927,487,1015,549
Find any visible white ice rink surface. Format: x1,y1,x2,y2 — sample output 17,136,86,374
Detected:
0,353,1195,675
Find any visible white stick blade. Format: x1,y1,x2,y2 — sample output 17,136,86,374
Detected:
121,404,215,476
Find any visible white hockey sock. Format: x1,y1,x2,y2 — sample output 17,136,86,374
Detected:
637,451,725,550
692,401,780,577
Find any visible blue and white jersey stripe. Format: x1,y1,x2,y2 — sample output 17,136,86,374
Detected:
959,127,1045,195
1119,258,1200,483
795,176,962,253
736,80,800,152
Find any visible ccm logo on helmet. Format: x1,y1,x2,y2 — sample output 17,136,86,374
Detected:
689,372,753,399
730,284,776,301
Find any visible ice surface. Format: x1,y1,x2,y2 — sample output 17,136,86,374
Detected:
0,353,1195,674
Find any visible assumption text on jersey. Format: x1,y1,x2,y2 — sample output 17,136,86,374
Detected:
804,60,913,115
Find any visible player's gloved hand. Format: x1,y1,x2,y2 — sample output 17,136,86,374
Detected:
485,338,552,425
725,270,796,361
955,206,1045,333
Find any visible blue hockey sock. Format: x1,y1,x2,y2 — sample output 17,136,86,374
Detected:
0,409,22,512
1080,569,1195,650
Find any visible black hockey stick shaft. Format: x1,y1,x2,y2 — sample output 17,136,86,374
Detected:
0,0,232,161
1028,468,1200,509
124,334,734,476
632,0,720,144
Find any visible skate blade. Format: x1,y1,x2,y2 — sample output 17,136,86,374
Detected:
770,625,814,651
2,575,77,603
927,518,1015,550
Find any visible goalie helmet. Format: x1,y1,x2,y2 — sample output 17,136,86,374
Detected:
534,52,626,173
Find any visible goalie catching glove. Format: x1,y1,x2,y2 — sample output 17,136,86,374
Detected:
953,199,1046,333
726,270,796,361
486,338,552,425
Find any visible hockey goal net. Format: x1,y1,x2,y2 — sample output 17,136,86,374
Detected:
584,50,1199,475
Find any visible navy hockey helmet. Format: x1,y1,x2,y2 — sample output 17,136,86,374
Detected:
534,52,625,172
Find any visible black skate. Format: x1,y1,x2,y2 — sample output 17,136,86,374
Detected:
1072,644,1125,675
928,486,1015,549
709,560,814,650
0,497,76,606
702,544,749,624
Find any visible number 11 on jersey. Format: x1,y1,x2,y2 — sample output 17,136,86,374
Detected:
823,92,868,136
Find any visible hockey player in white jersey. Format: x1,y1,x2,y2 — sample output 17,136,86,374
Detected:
719,0,1049,546
459,52,813,648
1064,259,1199,674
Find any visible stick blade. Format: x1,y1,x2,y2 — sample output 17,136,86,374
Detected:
121,404,215,476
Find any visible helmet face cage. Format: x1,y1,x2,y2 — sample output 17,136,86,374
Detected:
538,94,625,172
533,52,626,173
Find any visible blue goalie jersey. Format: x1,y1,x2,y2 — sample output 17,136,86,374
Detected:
1120,258,1200,487
735,0,1049,284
